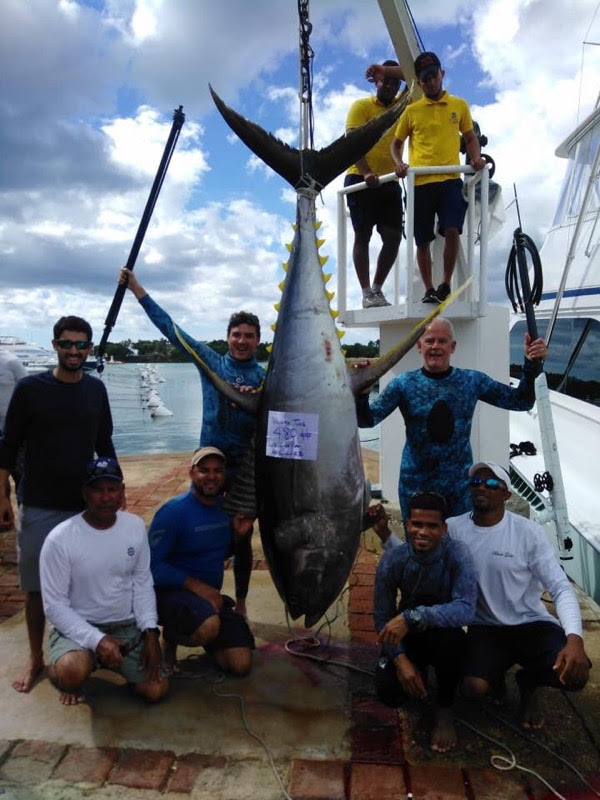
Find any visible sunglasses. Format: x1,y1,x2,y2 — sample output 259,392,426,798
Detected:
55,339,92,350
470,477,505,490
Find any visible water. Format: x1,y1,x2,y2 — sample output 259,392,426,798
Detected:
102,362,380,456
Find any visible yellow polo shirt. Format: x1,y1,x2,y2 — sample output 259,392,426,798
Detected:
394,91,474,185
346,95,399,177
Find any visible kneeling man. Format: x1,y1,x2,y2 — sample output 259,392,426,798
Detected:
372,492,476,751
40,458,168,705
149,447,254,676
447,461,591,728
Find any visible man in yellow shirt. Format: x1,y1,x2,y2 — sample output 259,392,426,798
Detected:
345,60,405,308
390,52,486,303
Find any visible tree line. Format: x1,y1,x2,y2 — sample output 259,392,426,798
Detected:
101,338,380,363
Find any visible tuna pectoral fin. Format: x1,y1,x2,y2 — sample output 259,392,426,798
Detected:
210,85,410,190
350,276,474,394
173,324,260,416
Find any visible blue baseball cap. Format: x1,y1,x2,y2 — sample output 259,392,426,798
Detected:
84,457,123,485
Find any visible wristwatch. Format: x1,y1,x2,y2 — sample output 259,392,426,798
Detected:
144,627,160,636
404,609,423,631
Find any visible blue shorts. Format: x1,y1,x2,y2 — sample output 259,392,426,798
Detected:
18,506,78,592
156,589,255,653
344,174,403,236
413,179,468,246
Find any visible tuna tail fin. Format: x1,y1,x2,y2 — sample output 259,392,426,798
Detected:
350,277,474,394
172,324,262,416
209,85,411,191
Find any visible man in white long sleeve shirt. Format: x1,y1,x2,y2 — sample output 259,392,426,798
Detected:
40,458,169,705
447,461,591,728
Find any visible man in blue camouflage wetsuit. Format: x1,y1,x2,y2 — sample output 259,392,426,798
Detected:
357,318,548,519
120,268,265,618
371,492,476,752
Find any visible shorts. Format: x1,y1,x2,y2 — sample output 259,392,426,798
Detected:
344,174,403,236
156,589,255,653
413,179,468,246
48,619,155,685
463,621,566,685
18,506,78,591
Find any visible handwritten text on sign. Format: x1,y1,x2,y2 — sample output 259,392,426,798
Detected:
266,411,319,460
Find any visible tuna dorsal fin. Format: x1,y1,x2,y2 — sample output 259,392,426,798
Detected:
350,277,474,394
209,85,411,191
173,324,261,416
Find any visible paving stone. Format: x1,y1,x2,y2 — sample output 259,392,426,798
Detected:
349,585,375,601
349,595,372,614
0,740,66,784
406,764,467,799
351,696,399,728
466,767,529,799
351,726,405,764
348,612,375,632
53,746,119,786
107,748,175,790
167,753,226,794
288,758,346,800
352,573,375,587
349,762,405,799
350,629,378,645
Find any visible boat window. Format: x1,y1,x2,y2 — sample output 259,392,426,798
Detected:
511,318,600,405
553,122,600,225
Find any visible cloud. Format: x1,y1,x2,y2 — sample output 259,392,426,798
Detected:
0,0,598,350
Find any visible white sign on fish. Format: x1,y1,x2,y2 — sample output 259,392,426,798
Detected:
266,411,319,460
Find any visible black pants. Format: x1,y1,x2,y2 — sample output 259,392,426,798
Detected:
233,532,253,600
376,627,466,708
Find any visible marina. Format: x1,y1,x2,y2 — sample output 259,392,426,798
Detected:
0,0,599,797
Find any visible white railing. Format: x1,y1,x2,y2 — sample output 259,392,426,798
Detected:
336,164,490,316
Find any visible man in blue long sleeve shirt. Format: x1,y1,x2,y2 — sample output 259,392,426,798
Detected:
149,447,255,676
372,491,476,752
357,317,548,519
120,267,265,618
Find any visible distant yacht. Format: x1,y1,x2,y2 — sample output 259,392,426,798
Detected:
0,335,56,373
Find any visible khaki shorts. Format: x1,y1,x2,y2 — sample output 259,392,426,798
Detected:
49,619,153,685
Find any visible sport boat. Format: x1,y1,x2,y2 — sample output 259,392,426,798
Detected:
336,1,600,606
0,335,98,373
0,335,56,373
508,101,600,605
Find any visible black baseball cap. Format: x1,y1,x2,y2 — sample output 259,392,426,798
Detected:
414,51,441,80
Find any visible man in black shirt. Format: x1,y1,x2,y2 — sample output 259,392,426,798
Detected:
0,316,115,693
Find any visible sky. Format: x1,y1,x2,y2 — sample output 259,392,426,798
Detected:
1,0,599,350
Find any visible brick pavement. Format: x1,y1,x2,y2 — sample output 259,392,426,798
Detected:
0,459,598,798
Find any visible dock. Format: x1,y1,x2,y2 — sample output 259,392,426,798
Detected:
0,451,598,799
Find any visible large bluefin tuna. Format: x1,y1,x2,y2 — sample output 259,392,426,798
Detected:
175,86,468,626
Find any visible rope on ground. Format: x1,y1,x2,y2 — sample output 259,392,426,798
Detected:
211,686,294,800
457,705,600,799
173,653,294,800
457,717,568,800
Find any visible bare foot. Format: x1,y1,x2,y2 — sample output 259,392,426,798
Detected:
518,686,545,729
235,598,248,619
162,638,178,675
12,655,44,693
430,707,457,752
59,690,86,706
